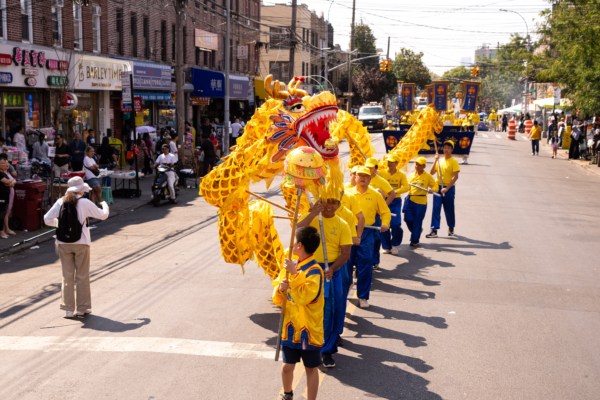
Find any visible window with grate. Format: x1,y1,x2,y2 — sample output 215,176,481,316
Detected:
92,4,101,53
73,2,83,50
51,5,62,47
131,13,138,57
172,24,175,61
21,0,32,43
116,9,124,55
161,21,167,61
143,17,149,58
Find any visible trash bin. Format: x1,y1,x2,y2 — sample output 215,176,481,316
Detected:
13,180,47,231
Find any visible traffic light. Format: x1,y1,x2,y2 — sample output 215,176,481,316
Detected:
380,59,391,72
470,66,481,78
386,59,391,71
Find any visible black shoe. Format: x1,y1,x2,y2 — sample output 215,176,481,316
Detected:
426,229,438,238
279,393,293,400
338,337,344,347
322,354,335,368
373,264,379,270
448,228,455,236
169,199,178,204
410,241,418,248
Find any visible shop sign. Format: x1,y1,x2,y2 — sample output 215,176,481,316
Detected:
134,92,171,101
46,59,69,71
0,54,12,65
195,29,219,51
73,57,129,91
120,99,133,112
190,68,225,98
0,72,13,84
47,75,68,86
132,62,171,91
22,68,38,76
134,97,142,112
237,45,248,60
230,75,249,98
191,96,209,105
62,93,78,111
24,77,37,86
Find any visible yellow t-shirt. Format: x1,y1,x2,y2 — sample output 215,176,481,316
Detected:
435,157,460,186
336,205,357,238
408,171,439,205
489,113,498,121
530,125,542,140
346,186,391,226
341,192,361,218
470,114,480,124
344,181,355,190
369,174,394,197
384,126,396,131
299,213,352,264
378,169,409,198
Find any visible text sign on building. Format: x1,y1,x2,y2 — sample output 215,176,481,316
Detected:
237,45,248,60
0,54,12,65
0,72,13,84
121,71,132,107
74,58,129,91
132,62,171,91
47,76,68,86
134,97,143,112
194,29,219,51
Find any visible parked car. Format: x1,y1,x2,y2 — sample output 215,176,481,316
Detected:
478,122,489,131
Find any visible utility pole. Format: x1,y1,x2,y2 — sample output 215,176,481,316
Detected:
223,0,231,155
288,0,298,81
346,52,350,112
174,0,186,160
324,21,328,89
347,0,356,112
386,36,390,60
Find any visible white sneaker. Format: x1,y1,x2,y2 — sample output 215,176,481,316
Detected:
75,309,92,317
382,249,391,254
64,311,75,319
391,246,399,255
359,299,369,308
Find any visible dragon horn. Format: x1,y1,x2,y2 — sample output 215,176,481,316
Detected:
264,75,274,98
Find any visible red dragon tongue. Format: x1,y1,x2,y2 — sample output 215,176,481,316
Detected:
312,129,331,147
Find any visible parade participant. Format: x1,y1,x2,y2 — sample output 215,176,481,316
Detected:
154,144,178,204
443,111,454,126
273,226,324,400
364,158,395,269
489,110,498,131
426,140,460,238
404,157,438,247
379,154,409,254
384,120,396,130
344,166,358,190
346,166,391,308
298,199,352,368
529,120,542,156
470,112,480,134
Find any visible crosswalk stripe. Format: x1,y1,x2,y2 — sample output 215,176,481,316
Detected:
482,133,488,138
0,336,276,360
495,134,501,138
522,136,528,140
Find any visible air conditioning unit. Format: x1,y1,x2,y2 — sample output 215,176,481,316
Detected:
92,5,101,16
223,9,227,16
246,19,250,26
256,67,261,73
52,0,64,7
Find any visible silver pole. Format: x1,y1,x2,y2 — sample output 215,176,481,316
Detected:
223,0,231,156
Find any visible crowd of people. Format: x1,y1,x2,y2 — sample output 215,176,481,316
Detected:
274,142,460,400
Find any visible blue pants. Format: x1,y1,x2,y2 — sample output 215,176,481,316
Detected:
320,266,343,355
351,229,375,300
373,214,382,264
382,197,404,249
404,200,427,243
99,164,113,187
339,258,353,335
532,139,539,154
430,186,456,230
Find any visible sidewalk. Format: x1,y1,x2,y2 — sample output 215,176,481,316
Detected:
543,142,600,177
1,174,197,257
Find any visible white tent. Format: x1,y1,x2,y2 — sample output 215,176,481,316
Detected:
532,97,570,109
498,104,522,114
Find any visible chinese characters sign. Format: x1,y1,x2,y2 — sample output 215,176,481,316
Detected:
433,80,449,112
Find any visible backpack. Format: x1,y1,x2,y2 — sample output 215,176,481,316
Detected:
56,200,86,243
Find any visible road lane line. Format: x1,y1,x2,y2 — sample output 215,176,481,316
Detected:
481,133,488,138
495,134,501,138
0,336,275,360
522,136,528,141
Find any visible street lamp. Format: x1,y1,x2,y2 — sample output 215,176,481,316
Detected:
501,8,531,114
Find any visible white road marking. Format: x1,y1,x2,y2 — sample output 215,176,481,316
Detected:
481,133,488,138
495,134,501,138
0,336,275,360
522,136,528,141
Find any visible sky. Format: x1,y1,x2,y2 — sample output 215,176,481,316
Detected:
261,0,551,75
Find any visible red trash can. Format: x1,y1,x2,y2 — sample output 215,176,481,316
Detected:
13,181,47,231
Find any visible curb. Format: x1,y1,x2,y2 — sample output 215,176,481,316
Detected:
543,143,600,178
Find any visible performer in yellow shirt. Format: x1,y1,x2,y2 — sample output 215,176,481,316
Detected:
346,166,391,308
488,110,498,131
404,157,438,247
272,226,324,400
344,166,358,190
364,157,396,269
298,197,352,368
426,140,460,239
529,120,542,156
378,154,409,255
384,120,396,130
470,112,480,135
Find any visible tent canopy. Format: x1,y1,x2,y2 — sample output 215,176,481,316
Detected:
532,97,570,108
498,104,521,114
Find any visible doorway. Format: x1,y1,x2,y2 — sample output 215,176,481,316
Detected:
5,109,24,140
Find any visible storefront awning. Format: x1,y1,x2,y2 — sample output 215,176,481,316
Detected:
255,79,268,100
191,68,225,98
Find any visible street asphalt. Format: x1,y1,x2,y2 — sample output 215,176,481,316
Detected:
1,132,599,399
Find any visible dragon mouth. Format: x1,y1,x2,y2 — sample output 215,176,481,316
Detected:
294,105,339,159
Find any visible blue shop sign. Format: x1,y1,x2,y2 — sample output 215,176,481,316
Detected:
133,62,171,91
0,72,13,84
191,68,225,98
134,92,171,101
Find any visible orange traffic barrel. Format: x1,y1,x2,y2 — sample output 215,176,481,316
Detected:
507,120,516,140
524,120,533,135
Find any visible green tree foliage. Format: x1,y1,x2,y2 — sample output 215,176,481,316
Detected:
391,49,431,90
352,23,378,70
442,66,472,98
535,0,600,116
353,68,391,104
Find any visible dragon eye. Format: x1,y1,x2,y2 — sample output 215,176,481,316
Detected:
290,104,305,113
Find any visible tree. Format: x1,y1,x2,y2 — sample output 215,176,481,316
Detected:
391,49,431,90
353,23,378,70
534,0,600,116
442,66,472,98
353,68,392,105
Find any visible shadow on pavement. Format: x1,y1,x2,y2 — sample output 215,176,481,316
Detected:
249,311,280,347
361,304,448,329
79,315,151,332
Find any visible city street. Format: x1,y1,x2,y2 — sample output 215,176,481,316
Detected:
1,135,599,399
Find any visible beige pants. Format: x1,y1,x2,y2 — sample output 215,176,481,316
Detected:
53,164,69,178
58,244,91,312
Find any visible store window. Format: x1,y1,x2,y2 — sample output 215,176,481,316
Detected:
135,102,152,127
50,92,96,142
4,93,25,141
158,103,175,128
25,93,41,129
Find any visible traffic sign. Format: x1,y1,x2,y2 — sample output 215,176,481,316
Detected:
121,71,132,109
316,85,325,90
134,97,142,112
343,92,354,97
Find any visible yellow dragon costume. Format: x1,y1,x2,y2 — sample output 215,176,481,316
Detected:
200,75,442,279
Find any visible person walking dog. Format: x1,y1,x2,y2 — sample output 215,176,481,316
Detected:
44,177,109,318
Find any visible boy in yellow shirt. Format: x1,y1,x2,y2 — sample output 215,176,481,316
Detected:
426,140,460,238
404,157,438,247
272,226,324,400
365,157,396,269
529,120,542,156
378,154,409,254
298,198,352,368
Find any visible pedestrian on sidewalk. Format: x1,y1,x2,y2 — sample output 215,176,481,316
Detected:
272,226,324,400
550,131,560,159
83,147,102,205
346,166,390,308
404,157,438,248
69,132,86,171
529,121,542,156
569,120,582,160
0,154,16,236
154,144,178,204
501,114,508,132
297,198,352,369
0,157,16,239
379,154,409,255
427,141,460,239
43,177,109,318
